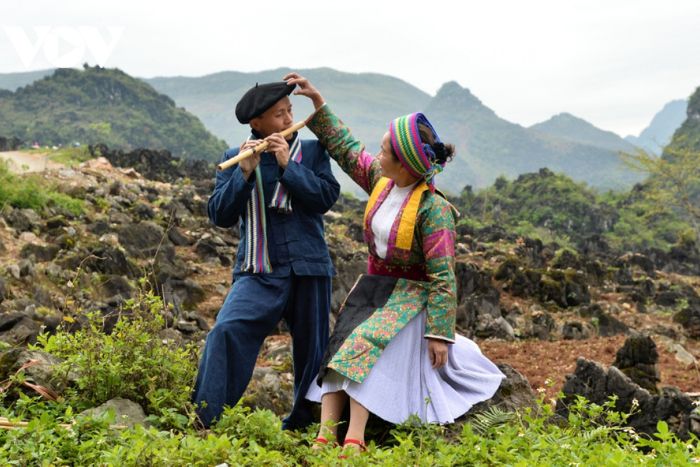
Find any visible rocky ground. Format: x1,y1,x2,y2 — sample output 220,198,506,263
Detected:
0,147,698,437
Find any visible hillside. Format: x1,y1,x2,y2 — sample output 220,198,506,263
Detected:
530,112,636,152
1,67,648,194
626,99,688,154
0,68,54,91
0,150,697,463
146,66,432,153
665,86,700,153
147,70,646,193
425,82,644,191
0,66,227,160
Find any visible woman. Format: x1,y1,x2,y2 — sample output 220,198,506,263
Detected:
284,72,505,455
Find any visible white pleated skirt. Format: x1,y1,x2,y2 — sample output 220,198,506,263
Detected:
306,311,505,424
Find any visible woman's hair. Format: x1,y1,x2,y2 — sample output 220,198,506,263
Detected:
418,123,455,165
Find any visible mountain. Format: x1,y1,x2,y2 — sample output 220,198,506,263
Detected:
625,99,687,154
0,69,54,91
423,82,644,192
148,71,642,193
0,66,227,160
664,89,700,153
530,112,636,152
0,66,649,194
145,67,431,151
147,67,431,196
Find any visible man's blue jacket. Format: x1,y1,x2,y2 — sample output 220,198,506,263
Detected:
207,137,340,277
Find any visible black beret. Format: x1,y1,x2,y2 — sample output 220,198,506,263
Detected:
235,81,296,124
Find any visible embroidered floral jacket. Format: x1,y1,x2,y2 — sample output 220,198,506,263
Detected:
308,104,457,342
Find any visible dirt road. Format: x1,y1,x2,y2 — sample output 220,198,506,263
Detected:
0,151,64,173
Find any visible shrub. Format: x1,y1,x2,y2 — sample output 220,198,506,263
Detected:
35,283,199,429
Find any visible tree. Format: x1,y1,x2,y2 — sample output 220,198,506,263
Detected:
622,145,700,246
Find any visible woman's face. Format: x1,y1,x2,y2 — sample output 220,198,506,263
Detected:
377,132,405,179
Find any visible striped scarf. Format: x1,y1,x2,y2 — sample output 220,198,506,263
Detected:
242,133,302,273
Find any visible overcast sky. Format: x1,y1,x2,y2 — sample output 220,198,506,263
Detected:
1,0,698,137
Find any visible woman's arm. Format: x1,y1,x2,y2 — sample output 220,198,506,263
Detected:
285,73,383,195
419,195,458,343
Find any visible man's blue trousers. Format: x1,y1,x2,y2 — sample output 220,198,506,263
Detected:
192,273,330,429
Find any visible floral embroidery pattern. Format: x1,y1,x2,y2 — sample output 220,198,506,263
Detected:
308,105,459,376
328,279,428,383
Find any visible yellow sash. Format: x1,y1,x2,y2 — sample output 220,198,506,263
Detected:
364,177,428,252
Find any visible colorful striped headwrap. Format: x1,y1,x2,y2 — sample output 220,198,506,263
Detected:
389,113,445,191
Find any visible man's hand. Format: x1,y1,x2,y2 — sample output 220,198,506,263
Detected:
283,72,325,110
266,133,290,169
239,140,262,180
427,338,448,369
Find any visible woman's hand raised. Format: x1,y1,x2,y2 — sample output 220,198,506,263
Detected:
284,72,325,110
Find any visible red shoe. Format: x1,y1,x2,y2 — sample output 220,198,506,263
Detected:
311,436,337,450
339,438,366,459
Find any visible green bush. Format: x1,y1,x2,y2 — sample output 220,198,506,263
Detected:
35,284,199,429
0,392,697,465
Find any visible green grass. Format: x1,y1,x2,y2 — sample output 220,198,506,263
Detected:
0,394,696,465
0,159,84,216
47,146,93,166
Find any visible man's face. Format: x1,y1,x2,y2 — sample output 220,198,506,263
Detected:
250,96,294,138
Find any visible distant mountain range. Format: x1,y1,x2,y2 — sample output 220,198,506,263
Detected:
0,66,227,160
0,69,54,92
625,99,688,155
0,66,689,195
530,112,637,153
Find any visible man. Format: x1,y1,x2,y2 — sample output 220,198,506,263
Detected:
193,81,340,430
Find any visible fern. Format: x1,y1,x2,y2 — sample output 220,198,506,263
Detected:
469,406,516,435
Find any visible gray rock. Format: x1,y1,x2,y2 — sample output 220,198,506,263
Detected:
0,277,6,305
99,275,134,302
0,312,41,345
167,226,194,246
175,320,199,334
79,397,149,428
674,302,700,338
475,315,515,340
60,245,136,278
579,304,629,337
44,262,65,280
6,208,41,232
242,366,294,416
132,202,155,220
7,264,20,280
0,348,76,394
162,278,206,310
466,363,538,415
613,334,660,392
33,285,53,307
108,211,133,225
7,264,20,279
561,321,591,340
530,310,555,340
45,215,69,230
666,342,697,366
117,221,168,258
18,259,35,278
557,357,697,439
